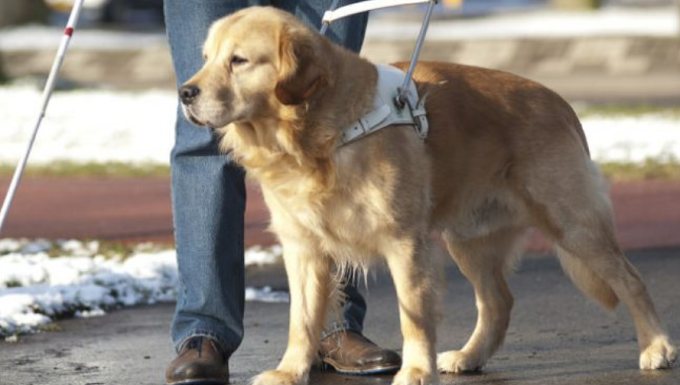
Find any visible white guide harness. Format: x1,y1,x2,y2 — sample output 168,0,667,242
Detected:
319,0,447,146
340,64,429,146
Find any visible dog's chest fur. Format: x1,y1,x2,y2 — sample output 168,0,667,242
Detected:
255,132,432,263
261,167,401,261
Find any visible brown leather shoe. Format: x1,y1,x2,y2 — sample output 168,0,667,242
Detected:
319,330,401,375
165,337,229,385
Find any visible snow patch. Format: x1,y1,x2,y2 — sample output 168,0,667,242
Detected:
1,86,678,166
582,114,680,163
0,86,176,165
0,240,285,337
246,286,290,303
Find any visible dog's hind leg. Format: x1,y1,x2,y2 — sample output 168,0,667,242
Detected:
552,220,677,369
384,235,439,385
531,162,676,370
252,240,333,385
438,227,522,373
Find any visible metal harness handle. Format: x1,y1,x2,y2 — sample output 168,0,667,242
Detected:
318,0,440,109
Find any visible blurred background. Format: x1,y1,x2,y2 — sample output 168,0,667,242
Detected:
0,1,677,27
0,0,679,92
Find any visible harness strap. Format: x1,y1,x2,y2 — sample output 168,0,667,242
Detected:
339,64,429,146
341,104,392,144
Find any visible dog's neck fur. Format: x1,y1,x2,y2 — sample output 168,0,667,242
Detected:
217,44,378,199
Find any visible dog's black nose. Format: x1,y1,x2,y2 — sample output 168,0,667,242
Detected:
180,85,200,105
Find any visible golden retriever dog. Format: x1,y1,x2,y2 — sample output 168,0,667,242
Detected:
179,6,677,385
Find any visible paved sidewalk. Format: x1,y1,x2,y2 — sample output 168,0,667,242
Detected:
0,248,678,385
1,177,679,251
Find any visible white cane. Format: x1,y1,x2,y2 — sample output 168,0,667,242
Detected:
0,0,87,235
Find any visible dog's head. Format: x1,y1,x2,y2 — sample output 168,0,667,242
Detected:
179,6,335,128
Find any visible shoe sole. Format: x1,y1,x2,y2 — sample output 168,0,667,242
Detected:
166,380,227,385
321,359,400,375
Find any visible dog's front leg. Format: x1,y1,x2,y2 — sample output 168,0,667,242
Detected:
386,236,439,385
252,239,332,385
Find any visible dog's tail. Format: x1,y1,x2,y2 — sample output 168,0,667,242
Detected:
555,247,619,310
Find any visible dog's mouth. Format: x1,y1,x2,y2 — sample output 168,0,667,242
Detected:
183,102,243,130
188,114,208,127
182,106,213,128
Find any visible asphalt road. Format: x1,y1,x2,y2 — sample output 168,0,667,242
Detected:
1,247,678,385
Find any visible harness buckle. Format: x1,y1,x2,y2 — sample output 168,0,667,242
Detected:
395,88,429,140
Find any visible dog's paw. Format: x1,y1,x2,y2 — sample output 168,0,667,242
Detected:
391,366,437,385
251,369,305,385
640,337,677,370
437,350,484,373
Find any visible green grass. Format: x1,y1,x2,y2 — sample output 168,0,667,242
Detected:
0,238,172,260
41,241,136,260
0,161,170,179
1,159,680,181
95,241,171,260
574,104,680,119
599,159,680,181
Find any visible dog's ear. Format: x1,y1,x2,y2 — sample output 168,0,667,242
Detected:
275,27,331,105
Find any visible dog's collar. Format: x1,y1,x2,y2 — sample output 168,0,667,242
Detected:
340,64,428,146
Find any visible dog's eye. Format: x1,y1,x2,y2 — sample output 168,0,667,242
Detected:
230,55,249,66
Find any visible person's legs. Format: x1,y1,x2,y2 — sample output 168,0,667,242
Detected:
274,0,367,52
164,1,398,381
166,0,367,357
165,0,266,358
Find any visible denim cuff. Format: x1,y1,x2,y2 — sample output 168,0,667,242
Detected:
321,320,363,340
175,329,236,359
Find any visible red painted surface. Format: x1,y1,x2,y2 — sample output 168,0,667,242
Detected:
1,177,678,251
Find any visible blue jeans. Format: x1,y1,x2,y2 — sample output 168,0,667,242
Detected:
164,0,369,357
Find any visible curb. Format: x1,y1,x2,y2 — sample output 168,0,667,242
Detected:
1,35,679,102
